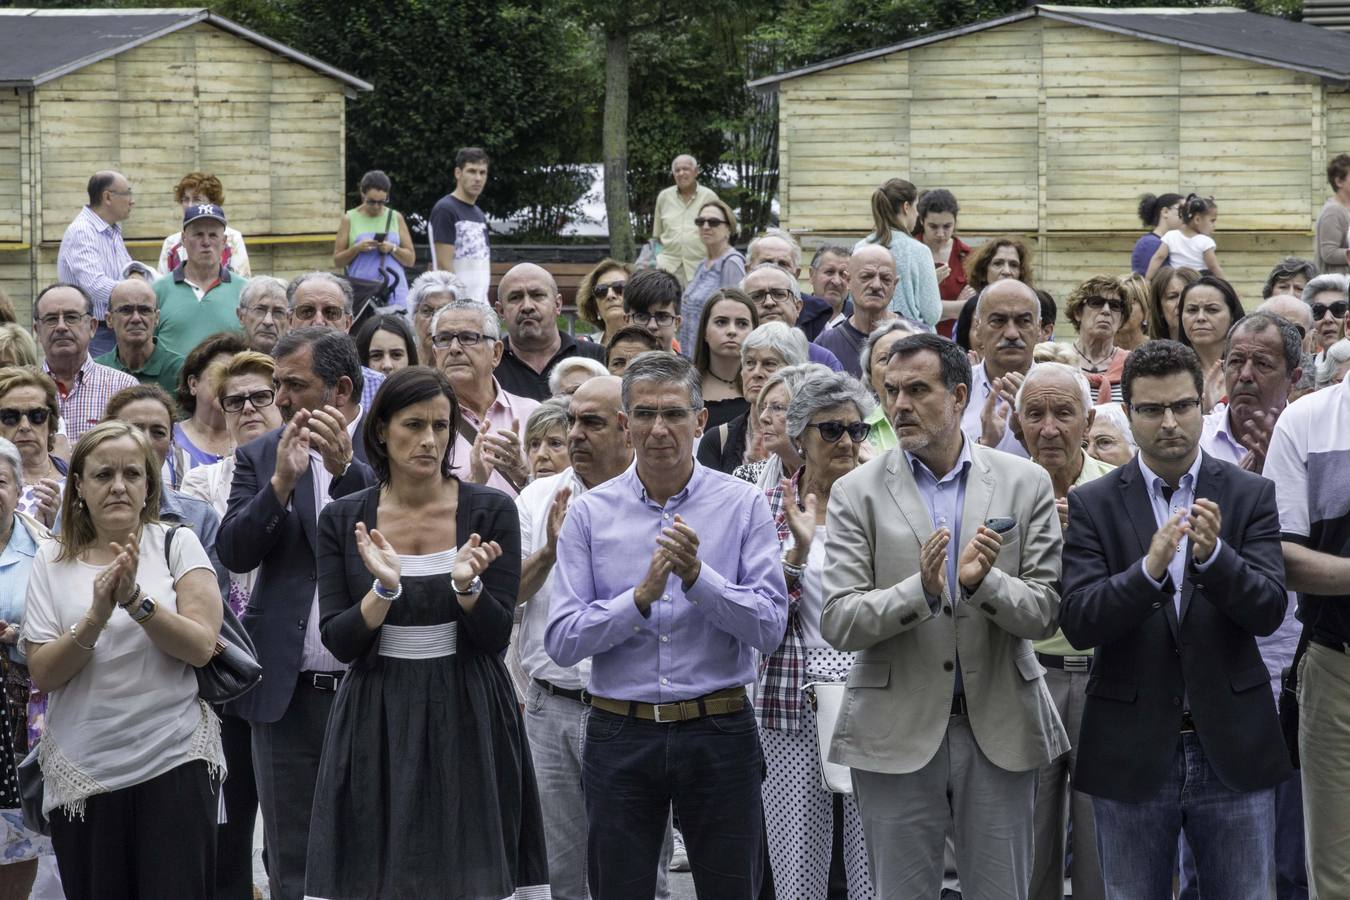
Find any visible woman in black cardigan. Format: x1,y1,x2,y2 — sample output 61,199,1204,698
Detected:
305,366,550,900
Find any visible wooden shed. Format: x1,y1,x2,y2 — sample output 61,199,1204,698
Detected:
0,8,371,318
752,4,1350,317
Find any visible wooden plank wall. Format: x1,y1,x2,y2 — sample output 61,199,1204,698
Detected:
777,15,1336,324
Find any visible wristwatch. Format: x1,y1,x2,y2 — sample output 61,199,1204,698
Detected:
452,575,483,596
128,595,158,625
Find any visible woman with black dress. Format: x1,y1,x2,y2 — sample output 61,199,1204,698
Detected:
306,366,550,900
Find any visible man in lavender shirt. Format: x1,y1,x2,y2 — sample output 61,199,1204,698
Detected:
546,351,788,899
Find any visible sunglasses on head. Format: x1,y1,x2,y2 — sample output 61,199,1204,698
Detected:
0,407,49,428
1312,301,1349,320
806,420,871,444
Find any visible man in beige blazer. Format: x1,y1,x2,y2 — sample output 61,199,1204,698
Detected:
821,331,1068,900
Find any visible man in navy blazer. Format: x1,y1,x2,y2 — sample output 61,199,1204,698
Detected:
217,327,374,900
1060,341,1291,899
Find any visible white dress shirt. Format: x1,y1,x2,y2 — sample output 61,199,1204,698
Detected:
516,467,591,690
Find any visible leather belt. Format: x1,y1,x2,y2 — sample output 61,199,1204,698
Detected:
1310,631,1350,655
1180,711,1197,734
950,694,968,717
301,671,344,692
1037,652,1092,672
589,687,746,723
533,677,588,704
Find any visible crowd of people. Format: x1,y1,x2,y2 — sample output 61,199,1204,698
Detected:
0,147,1346,900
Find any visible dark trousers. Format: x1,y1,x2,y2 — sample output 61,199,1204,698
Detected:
49,759,218,900
216,712,259,899
252,675,337,900
582,705,765,899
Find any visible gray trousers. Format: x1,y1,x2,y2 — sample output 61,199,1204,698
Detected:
1031,665,1104,900
852,715,1036,900
523,680,672,900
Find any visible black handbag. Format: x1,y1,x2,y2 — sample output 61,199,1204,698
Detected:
17,745,46,835
1279,626,1312,769
164,526,263,703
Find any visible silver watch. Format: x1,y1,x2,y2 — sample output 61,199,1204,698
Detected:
452,575,482,596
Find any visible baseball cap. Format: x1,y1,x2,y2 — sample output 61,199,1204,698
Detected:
183,203,227,227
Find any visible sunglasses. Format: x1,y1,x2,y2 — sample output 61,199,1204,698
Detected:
694,217,727,228
1312,301,1349,321
0,407,50,427
220,389,276,414
1084,296,1126,314
594,281,626,299
806,420,871,443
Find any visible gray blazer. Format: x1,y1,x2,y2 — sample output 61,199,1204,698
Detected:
820,443,1069,775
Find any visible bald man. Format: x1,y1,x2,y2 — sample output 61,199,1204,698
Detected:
651,154,719,286
961,280,1042,458
814,243,899,376
94,278,185,393
494,262,606,401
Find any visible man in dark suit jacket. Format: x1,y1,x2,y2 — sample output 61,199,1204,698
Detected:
217,327,374,900
1061,340,1291,899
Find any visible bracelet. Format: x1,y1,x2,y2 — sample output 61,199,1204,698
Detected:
781,553,805,582
372,578,403,602
117,583,143,610
70,619,99,651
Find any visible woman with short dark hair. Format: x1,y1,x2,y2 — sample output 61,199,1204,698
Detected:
1178,275,1245,412
305,366,549,898
354,314,418,376
333,170,416,312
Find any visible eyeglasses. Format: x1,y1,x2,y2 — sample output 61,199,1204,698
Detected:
245,304,288,321
628,311,675,327
37,312,90,328
364,197,388,207
1084,296,1126,315
694,217,727,228
629,406,698,425
594,281,626,299
748,288,794,305
1129,398,1202,420
111,304,155,318
0,407,50,427
220,389,276,414
761,402,789,417
806,420,872,443
107,189,134,197
431,329,491,349
293,305,347,323
1311,301,1349,320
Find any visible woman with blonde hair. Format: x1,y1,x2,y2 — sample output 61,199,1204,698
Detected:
22,421,224,899
854,178,941,326
0,327,38,369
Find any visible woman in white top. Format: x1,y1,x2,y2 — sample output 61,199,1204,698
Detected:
21,421,224,900
758,370,875,900
1146,193,1225,280
157,172,250,277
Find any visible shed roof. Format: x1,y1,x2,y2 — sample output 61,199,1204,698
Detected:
750,4,1350,89
0,7,372,92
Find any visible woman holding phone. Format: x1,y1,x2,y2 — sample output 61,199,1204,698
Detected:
334,170,416,312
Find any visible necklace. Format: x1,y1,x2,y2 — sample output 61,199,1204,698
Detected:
1073,342,1114,373
706,368,738,387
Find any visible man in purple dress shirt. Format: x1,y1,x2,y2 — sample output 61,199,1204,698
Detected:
546,351,788,899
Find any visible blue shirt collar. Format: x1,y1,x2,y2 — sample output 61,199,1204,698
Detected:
1137,448,1205,500
623,459,702,508
0,514,38,567
904,436,973,487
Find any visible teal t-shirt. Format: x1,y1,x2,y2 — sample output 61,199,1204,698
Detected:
152,267,245,357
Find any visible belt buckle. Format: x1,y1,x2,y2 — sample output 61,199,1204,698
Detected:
653,701,680,723
1063,656,1091,673
312,673,340,691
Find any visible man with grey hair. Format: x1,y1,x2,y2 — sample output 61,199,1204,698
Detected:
651,155,719,285
430,299,538,497
741,263,844,371
1014,361,1110,900
800,245,854,341
546,350,787,898
285,271,384,410
237,275,291,354
407,269,468,361
815,244,899,377
962,279,1041,459
495,262,606,401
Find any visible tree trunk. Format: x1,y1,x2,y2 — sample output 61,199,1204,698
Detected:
602,27,635,261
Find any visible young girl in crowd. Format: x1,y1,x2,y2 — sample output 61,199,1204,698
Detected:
1131,192,1183,275
1146,193,1225,280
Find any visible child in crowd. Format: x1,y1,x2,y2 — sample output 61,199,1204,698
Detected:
1146,193,1226,280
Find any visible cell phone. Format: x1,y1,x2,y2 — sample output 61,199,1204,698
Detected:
985,516,1017,535
373,232,387,243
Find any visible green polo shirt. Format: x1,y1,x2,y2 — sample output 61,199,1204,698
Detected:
95,342,185,395
152,265,245,357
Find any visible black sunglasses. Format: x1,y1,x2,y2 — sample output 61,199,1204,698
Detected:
694,217,727,228
1312,301,1349,321
0,407,50,427
1084,296,1126,314
594,281,626,299
806,420,871,444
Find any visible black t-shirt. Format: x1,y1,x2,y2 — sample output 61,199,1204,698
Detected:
494,332,606,402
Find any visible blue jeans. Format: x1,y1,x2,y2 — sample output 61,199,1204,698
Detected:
1093,733,1274,900
582,704,765,899
1178,771,1307,900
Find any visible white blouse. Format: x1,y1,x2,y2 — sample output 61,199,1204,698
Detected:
21,523,225,815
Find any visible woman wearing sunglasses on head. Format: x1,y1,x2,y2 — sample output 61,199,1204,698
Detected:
1066,275,1135,404
0,369,66,528
575,258,634,346
758,370,875,899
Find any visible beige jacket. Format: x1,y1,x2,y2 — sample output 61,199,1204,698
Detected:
820,444,1069,775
